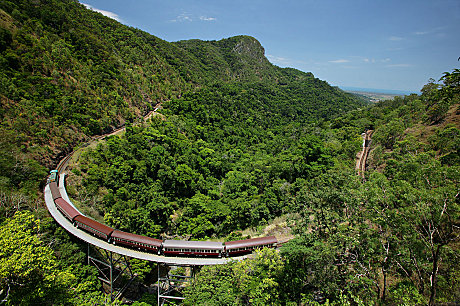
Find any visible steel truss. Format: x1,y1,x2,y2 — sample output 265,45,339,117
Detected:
157,263,198,305
87,243,137,301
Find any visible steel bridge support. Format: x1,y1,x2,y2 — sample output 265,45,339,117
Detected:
87,243,137,302
157,263,198,305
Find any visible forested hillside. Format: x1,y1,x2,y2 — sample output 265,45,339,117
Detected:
0,0,458,305
182,71,460,305
0,0,360,197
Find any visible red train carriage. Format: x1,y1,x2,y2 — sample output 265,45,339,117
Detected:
111,230,163,254
49,181,62,201
54,198,81,221
162,240,224,257
74,215,114,240
225,236,277,256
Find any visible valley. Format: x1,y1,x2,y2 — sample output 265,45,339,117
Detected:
0,0,458,305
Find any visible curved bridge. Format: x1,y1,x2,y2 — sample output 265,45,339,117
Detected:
44,174,245,266
43,106,260,267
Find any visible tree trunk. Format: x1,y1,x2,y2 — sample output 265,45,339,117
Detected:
382,267,387,301
429,245,441,306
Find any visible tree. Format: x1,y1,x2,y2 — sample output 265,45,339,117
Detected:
0,211,75,305
184,248,283,305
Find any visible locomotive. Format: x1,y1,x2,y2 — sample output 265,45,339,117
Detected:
48,171,277,257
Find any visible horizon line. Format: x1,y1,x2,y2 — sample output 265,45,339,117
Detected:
338,86,419,96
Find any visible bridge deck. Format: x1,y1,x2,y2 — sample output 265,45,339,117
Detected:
45,183,243,265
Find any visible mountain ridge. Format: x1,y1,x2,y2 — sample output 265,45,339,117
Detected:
0,0,363,172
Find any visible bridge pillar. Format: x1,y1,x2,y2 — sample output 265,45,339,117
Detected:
157,263,197,305
87,244,137,301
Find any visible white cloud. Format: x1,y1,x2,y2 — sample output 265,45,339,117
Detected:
415,30,430,35
389,36,404,41
267,55,291,66
170,13,193,22
363,58,390,64
414,26,445,36
363,58,376,63
329,59,350,63
82,3,122,22
199,16,217,21
170,13,217,22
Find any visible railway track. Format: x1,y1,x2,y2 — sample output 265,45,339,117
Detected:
44,104,277,265
56,106,161,173
356,130,373,178
44,181,238,265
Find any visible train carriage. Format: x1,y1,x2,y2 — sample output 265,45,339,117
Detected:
54,198,81,221
46,168,281,259
225,236,277,256
111,230,163,254
49,181,62,201
162,240,224,257
74,215,114,240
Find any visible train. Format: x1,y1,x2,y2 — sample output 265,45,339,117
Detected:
48,171,277,257
48,169,59,183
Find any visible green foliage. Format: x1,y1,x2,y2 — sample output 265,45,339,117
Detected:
267,72,460,305
388,282,425,306
183,248,284,305
0,0,361,239
1,0,458,305
0,0,362,176
72,291,121,306
0,211,75,305
77,92,336,237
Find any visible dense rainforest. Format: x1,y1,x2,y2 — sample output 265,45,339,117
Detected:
0,0,459,305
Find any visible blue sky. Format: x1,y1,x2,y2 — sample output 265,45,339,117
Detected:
80,0,460,93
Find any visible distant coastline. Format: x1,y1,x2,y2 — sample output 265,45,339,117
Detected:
339,86,418,96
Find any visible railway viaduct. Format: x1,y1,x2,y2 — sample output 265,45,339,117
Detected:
44,107,248,304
